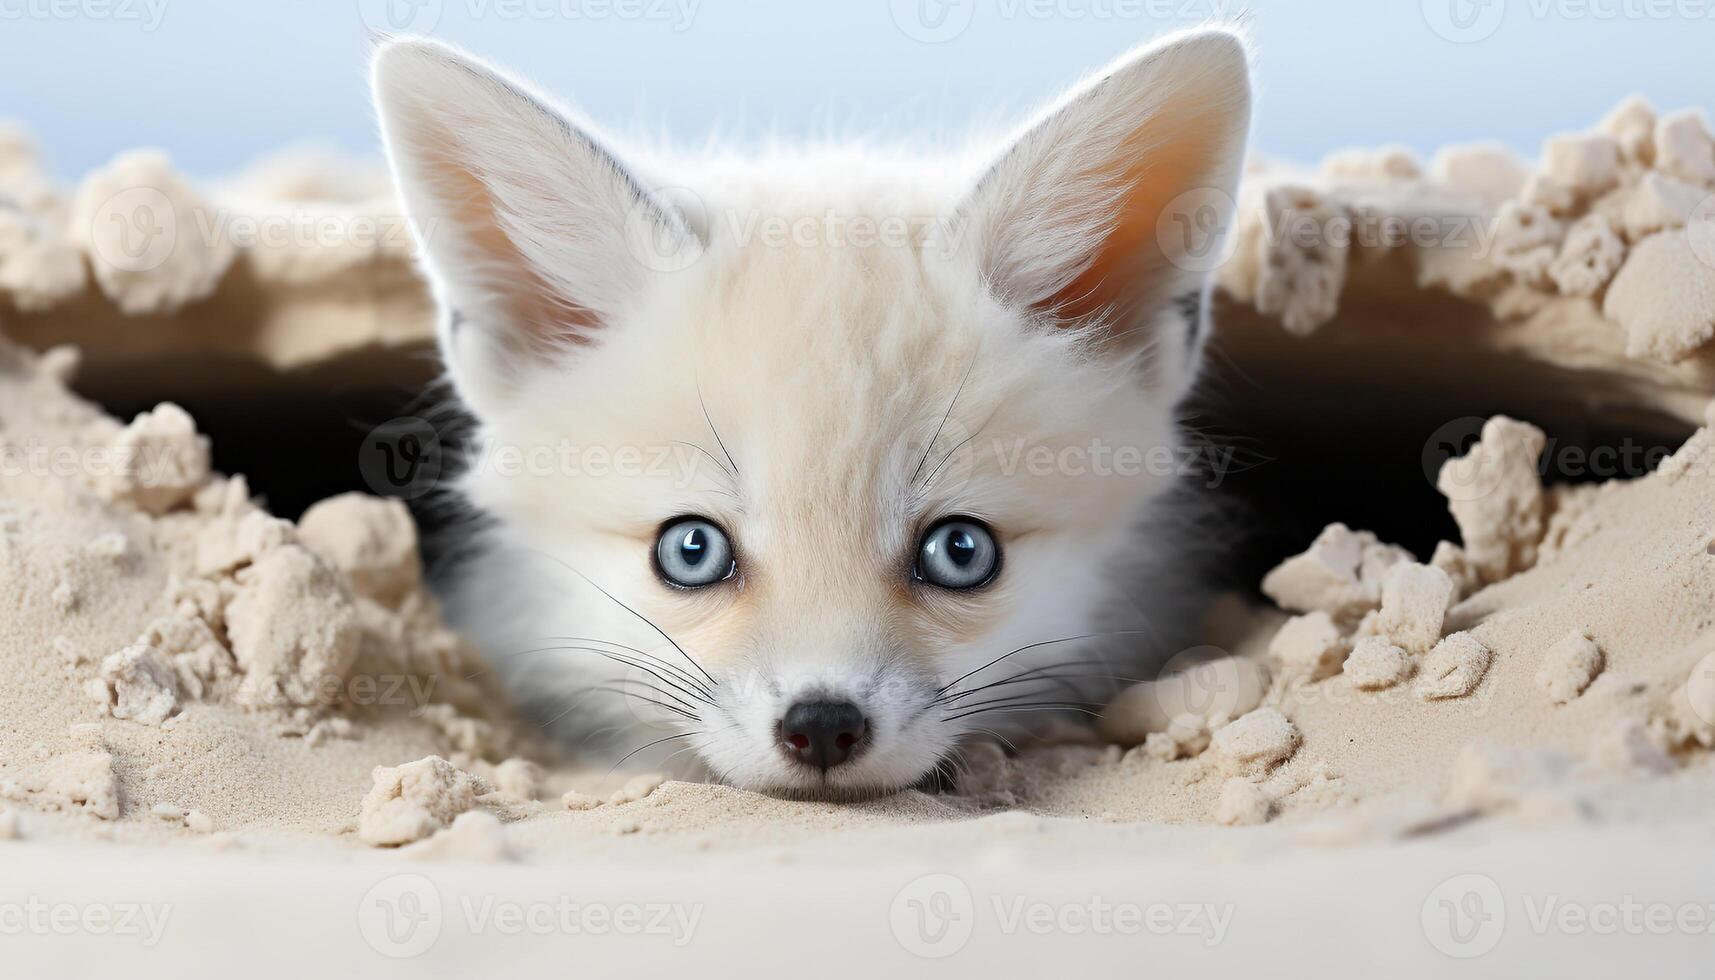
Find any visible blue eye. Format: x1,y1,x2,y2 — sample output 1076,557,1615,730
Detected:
654,518,736,588
915,518,1000,590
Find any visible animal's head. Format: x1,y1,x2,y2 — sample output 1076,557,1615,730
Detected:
372,31,1250,796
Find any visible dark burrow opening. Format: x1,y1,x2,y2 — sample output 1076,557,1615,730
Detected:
79,301,1696,604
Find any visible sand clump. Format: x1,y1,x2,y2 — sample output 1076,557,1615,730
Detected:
1215,778,1273,826
1266,611,1346,681
1415,632,1495,701
0,336,532,846
1098,646,1270,744
1438,417,1548,583
1537,631,1605,704
224,545,362,709
358,755,483,847
95,403,211,515
1260,523,1412,621
1343,637,1413,691
1677,652,1715,746
402,810,512,862
562,790,605,812
1,747,122,821
1366,562,1454,654
1222,99,1715,369
93,642,180,725
69,150,237,316
610,773,668,805
1208,708,1301,778
492,757,545,803
297,494,422,606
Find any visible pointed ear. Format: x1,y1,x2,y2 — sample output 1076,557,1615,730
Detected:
371,39,700,417
953,29,1251,351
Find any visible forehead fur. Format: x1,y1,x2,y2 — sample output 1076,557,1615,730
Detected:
478,163,1175,558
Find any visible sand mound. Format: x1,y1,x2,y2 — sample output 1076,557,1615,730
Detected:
0,339,547,845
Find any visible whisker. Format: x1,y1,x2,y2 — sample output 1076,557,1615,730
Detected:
586,686,700,721
538,636,714,698
488,645,714,706
609,731,703,773
657,744,703,771
918,402,1003,495
672,439,738,488
696,376,741,480
910,343,980,486
943,702,1104,723
943,688,1108,716
958,727,1020,755
936,661,1149,706
933,629,1155,699
584,675,705,713
540,682,699,730
527,550,720,687
934,657,1118,705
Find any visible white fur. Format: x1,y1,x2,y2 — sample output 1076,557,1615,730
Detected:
372,29,1251,796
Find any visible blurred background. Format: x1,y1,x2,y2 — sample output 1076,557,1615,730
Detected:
2,0,1709,583
5,0,1712,180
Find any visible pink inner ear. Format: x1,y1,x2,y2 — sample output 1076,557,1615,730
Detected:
1053,120,1234,329
425,142,600,351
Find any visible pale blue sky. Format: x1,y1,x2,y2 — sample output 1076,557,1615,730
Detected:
3,0,1711,179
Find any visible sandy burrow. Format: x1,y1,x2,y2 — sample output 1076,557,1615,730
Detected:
1215,98,1715,425
0,333,558,852
1099,405,1715,832
0,97,1712,860
0,316,1712,861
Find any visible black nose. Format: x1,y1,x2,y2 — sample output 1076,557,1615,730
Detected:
780,700,867,770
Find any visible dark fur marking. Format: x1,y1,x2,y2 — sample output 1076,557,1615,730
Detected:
1173,289,1204,357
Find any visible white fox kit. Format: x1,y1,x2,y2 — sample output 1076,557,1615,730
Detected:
371,29,1251,797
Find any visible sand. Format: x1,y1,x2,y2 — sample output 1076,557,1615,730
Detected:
1,98,1714,975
